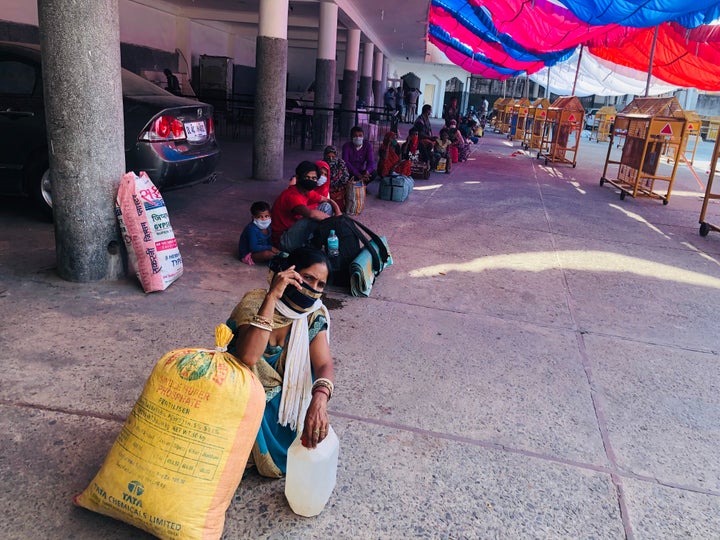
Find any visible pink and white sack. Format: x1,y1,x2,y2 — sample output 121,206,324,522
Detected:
115,171,183,292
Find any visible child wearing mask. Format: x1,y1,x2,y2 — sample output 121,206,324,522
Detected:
238,201,280,265
314,160,331,200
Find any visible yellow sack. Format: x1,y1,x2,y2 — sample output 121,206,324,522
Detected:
74,324,265,540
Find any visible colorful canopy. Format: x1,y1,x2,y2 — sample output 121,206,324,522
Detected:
529,49,679,97
559,0,720,28
428,0,720,93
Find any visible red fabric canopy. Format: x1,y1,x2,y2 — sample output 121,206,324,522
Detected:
469,0,626,53
430,0,720,90
589,23,720,91
429,5,547,73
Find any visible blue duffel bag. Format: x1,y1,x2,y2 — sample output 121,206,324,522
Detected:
379,173,414,202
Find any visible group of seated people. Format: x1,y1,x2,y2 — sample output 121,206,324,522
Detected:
239,160,340,265
227,103,489,483
239,123,382,265
238,106,483,266
377,104,479,177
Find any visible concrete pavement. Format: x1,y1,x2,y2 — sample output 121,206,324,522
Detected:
2,124,720,539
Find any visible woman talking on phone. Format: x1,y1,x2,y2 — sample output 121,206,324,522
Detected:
226,247,335,478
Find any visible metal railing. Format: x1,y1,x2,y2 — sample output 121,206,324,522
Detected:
200,95,399,150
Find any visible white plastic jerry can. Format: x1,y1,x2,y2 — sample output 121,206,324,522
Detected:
285,425,340,517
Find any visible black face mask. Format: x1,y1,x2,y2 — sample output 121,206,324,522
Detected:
281,281,322,313
299,178,318,191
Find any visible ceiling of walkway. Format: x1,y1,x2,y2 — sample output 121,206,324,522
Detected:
133,0,431,62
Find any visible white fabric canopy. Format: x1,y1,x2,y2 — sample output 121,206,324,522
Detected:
429,41,681,97
528,49,679,97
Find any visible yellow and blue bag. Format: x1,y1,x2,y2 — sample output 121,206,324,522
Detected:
74,325,265,540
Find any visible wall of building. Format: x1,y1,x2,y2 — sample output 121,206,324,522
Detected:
1,0,37,25
0,7,488,118
694,93,720,118
4,0,720,118
288,46,317,96
231,28,257,67
388,60,474,118
119,1,176,51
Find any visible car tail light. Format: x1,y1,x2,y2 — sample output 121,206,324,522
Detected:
206,116,214,135
139,115,186,141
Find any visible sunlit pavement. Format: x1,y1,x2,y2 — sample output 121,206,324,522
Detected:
2,124,720,538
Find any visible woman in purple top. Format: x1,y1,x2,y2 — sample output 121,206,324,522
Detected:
341,125,375,183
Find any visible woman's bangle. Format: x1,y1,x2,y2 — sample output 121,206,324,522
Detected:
312,378,334,399
249,322,272,332
312,386,330,400
253,314,273,326
250,314,273,332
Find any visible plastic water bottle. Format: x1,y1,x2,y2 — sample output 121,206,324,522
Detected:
285,426,340,517
327,230,340,258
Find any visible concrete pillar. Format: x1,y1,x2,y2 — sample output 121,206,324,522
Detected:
359,42,374,108
38,0,125,282
340,28,360,137
254,0,288,181
372,49,383,109
176,17,192,83
382,55,389,93
312,2,337,150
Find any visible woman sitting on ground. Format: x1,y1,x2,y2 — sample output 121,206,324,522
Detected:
448,126,470,162
401,127,432,162
227,247,335,478
377,130,403,177
323,145,350,213
401,127,434,173
433,128,452,173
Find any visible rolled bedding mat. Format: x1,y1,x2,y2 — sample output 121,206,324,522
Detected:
349,236,393,297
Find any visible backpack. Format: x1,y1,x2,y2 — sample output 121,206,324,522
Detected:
310,216,390,287
379,174,414,202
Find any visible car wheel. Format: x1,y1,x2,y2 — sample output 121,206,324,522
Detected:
27,156,53,218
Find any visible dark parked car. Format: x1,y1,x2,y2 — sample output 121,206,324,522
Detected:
0,41,220,214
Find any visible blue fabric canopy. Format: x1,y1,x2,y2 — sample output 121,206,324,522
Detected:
428,0,720,91
433,0,577,62
559,0,720,28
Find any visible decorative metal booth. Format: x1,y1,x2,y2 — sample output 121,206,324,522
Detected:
523,98,550,151
599,97,686,204
510,98,531,142
538,96,584,167
699,133,720,237
497,98,517,134
492,97,511,132
664,110,701,166
589,106,616,143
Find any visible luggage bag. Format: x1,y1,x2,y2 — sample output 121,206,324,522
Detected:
379,174,414,202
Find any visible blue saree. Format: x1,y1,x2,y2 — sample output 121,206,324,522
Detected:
227,289,328,478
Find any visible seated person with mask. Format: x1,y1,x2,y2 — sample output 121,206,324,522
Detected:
286,160,330,206
271,161,341,253
341,126,376,184
313,160,331,201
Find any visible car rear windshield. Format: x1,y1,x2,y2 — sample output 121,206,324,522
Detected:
122,69,173,97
